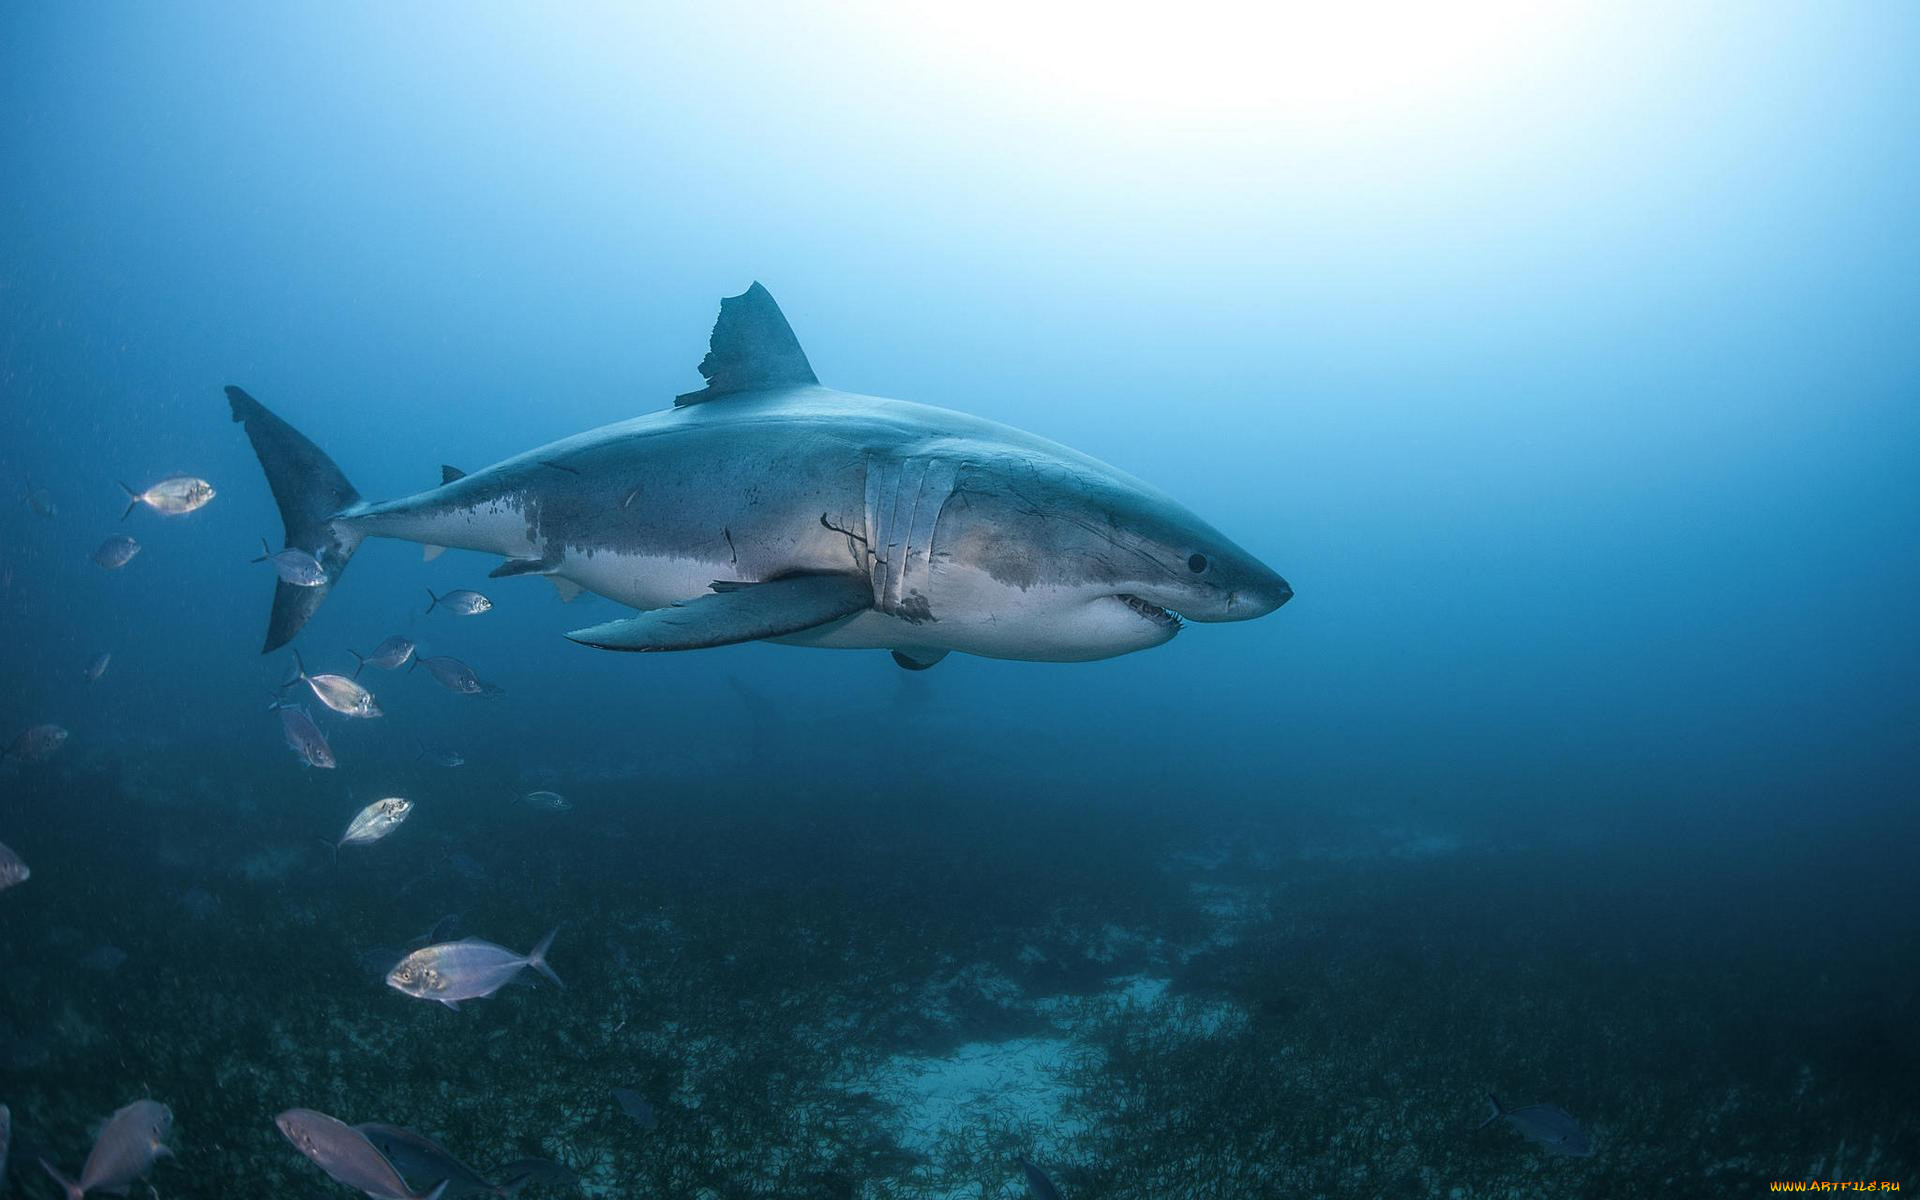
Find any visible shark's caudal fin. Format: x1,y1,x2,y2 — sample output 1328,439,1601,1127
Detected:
674,282,818,406
227,386,364,653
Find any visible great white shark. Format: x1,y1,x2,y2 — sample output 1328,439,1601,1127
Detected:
230,284,1291,667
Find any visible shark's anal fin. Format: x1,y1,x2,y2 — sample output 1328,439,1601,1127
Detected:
565,573,869,653
440,465,467,484
675,282,818,406
891,649,948,671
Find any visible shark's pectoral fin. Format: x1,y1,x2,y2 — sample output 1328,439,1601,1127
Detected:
891,648,948,671
565,573,871,653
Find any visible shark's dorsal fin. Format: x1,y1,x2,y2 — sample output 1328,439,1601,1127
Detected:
675,282,817,406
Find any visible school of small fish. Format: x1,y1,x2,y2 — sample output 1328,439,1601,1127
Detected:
4,470,1602,1198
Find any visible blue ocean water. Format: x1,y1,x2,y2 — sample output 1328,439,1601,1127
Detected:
2,5,1915,1197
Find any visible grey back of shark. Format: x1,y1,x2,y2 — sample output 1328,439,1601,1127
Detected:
229,283,1292,666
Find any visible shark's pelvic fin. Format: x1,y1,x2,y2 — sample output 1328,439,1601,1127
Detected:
675,282,818,406
490,554,557,579
891,648,948,671
565,573,869,652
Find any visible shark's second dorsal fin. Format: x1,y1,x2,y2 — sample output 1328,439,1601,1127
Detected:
675,282,818,407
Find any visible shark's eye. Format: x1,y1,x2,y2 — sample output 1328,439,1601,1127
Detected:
1187,553,1209,574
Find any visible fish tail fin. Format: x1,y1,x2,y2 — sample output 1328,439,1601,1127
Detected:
527,926,564,989
250,536,274,563
348,649,367,679
286,649,310,689
424,587,440,613
1478,1092,1505,1131
118,480,140,520
39,1159,84,1200
227,385,365,654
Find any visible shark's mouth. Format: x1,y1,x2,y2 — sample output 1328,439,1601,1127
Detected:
1117,593,1184,631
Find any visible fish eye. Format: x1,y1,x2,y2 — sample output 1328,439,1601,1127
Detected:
1187,553,1209,574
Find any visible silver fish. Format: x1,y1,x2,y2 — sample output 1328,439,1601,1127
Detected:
275,702,336,769
1479,1093,1593,1157
288,651,381,718
1019,1159,1062,1200
387,929,562,1010
353,1123,512,1198
25,486,55,517
275,1109,448,1200
523,790,571,813
119,475,214,518
40,1099,173,1200
0,842,21,889
252,539,328,587
91,535,140,570
83,652,112,682
349,635,416,676
412,655,483,695
339,797,412,849
3,724,69,764
425,588,492,616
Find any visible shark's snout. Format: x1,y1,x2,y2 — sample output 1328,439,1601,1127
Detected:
1226,566,1293,620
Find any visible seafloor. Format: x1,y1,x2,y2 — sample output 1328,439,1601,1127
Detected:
1,721,1912,1199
